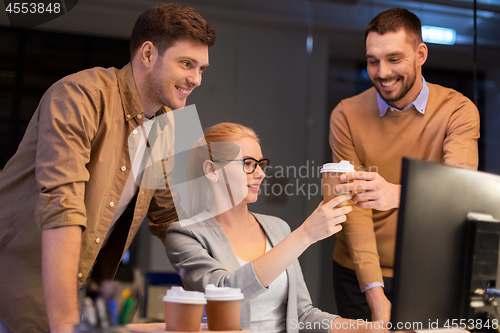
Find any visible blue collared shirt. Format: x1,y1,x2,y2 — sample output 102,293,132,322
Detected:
376,76,429,117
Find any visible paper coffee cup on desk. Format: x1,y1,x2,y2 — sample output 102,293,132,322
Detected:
163,286,206,332
321,160,355,207
204,284,244,331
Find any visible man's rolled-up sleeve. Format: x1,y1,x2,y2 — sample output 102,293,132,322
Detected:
34,81,100,231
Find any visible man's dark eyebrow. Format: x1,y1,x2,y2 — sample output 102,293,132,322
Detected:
365,52,404,59
386,52,404,57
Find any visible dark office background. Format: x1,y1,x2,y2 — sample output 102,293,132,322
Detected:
1,0,499,315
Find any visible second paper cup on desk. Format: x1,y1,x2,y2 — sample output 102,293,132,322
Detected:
163,286,206,332
204,284,244,331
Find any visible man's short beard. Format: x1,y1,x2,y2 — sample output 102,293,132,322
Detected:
373,66,417,105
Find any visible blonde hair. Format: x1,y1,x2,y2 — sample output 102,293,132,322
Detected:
187,123,259,216
204,122,259,154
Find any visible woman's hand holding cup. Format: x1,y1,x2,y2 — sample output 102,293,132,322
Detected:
298,194,352,245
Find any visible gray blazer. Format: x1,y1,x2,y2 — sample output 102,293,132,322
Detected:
165,212,338,333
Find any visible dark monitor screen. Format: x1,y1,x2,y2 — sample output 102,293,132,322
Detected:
391,158,500,330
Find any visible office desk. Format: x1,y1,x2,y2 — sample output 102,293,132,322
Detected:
127,322,249,332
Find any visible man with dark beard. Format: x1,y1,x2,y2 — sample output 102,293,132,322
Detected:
0,4,214,333
329,8,479,323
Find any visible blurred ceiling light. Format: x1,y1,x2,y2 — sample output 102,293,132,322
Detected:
422,25,457,45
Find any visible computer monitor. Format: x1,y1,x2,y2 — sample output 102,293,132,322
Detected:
391,158,500,331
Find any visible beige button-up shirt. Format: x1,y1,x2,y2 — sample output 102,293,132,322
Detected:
0,63,179,332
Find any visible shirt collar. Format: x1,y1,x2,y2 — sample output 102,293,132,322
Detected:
377,76,429,117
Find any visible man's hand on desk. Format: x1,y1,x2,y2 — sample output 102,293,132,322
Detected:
330,318,389,333
330,286,391,332
365,286,391,323
336,172,401,211
369,320,391,333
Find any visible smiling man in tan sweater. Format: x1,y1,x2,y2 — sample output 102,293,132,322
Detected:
329,8,479,323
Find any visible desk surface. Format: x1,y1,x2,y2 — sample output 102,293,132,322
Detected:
127,322,249,332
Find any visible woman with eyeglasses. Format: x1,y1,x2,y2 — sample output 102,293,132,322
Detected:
165,123,377,333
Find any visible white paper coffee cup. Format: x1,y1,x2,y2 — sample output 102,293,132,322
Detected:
321,160,355,206
320,160,355,173
163,287,206,332
163,286,207,304
204,284,244,301
204,284,243,331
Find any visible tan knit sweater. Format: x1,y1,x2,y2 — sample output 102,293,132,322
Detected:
329,83,480,290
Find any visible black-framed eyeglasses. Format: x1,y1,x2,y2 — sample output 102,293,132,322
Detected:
213,158,270,174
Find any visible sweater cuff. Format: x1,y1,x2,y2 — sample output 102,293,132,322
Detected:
226,261,268,304
362,282,384,292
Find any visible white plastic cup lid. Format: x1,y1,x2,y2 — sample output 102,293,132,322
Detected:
320,160,354,173
163,286,207,304
204,284,244,301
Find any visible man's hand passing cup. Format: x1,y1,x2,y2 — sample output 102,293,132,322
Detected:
335,172,401,211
